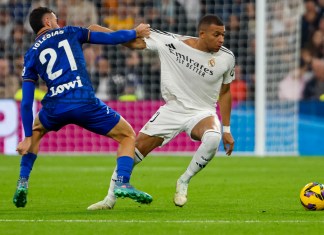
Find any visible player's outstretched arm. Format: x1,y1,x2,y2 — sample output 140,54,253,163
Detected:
122,38,147,50
17,81,35,155
87,24,147,49
89,29,136,45
88,23,150,38
218,83,235,156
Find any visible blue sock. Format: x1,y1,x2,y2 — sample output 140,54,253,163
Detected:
20,152,37,179
116,156,134,183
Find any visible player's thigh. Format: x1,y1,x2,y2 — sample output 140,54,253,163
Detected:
74,101,121,136
136,132,164,157
106,116,136,143
33,113,47,134
139,105,184,147
190,114,221,141
39,108,69,132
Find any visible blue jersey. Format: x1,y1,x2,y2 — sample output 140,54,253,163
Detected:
22,26,96,114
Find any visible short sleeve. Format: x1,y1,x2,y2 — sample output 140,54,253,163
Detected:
144,35,158,50
223,55,235,84
144,30,176,51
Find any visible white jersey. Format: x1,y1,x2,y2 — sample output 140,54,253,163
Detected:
144,29,235,111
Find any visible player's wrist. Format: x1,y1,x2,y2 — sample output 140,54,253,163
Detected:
222,125,230,133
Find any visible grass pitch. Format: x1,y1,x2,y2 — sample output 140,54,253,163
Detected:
1,155,324,235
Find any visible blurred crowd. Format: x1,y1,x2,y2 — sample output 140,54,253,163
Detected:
0,0,322,103
293,0,324,101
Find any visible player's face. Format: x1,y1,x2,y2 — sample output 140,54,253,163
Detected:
201,24,225,53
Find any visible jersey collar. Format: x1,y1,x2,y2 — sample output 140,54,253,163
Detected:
35,28,52,41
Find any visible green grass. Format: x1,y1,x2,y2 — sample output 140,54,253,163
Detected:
1,155,324,235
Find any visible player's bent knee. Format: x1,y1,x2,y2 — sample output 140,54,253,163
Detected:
108,118,136,141
202,130,221,154
121,122,136,140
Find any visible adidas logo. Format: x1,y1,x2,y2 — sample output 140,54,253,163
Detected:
196,162,206,169
165,43,176,49
201,156,210,162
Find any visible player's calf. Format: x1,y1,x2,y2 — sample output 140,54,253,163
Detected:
104,150,144,208
175,130,221,206
88,150,148,210
181,130,221,181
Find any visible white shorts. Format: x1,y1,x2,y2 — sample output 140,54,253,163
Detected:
140,100,221,146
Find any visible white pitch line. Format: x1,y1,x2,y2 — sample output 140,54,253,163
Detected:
1,219,324,224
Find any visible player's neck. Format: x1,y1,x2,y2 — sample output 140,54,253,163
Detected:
36,27,51,38
184,38,210,53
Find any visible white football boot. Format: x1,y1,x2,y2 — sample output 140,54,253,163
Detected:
87,192,116,210
173,179,189,207
87,180,117,210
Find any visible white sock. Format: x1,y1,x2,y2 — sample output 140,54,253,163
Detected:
134,148,144,165
180,130,221,183
108,167,117,197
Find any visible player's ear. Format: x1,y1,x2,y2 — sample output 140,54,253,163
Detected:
199,30,206,39
42,17,48,27
42,14,51,28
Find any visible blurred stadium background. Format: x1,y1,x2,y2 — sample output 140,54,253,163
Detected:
0,0,323,156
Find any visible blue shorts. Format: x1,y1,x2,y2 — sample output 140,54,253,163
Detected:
39,99,121,135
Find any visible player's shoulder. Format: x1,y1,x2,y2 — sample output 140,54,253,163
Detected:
62,25,86,33
61,26,89,42
218,46,235,59
151,29,175,37
150,29,178,42
24,46,36,62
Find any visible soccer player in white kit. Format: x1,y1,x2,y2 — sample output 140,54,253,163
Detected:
88,14,235,209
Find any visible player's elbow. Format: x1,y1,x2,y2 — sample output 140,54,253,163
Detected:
87,24,98,31
21,100,33,113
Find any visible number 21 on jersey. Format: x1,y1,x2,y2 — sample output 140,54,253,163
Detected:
39,39,77,80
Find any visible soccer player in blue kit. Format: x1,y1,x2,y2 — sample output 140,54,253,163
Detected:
13,7,152,208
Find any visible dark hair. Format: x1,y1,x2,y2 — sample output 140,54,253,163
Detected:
198,15,224,31
29,7,54,34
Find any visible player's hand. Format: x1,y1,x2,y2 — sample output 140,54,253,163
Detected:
222,133,234,156
16,137,32,155
134,23,150,38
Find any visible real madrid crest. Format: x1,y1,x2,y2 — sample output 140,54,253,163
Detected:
208,57,215,67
